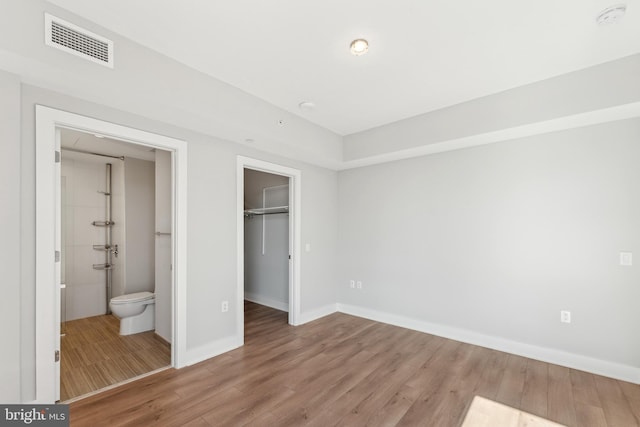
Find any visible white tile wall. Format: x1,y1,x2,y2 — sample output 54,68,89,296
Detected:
70,284,107,320
62,154,124,321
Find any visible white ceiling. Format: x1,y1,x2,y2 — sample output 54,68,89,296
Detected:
47,0,640,136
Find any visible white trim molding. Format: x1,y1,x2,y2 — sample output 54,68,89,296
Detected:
337,303,640,385
35,106,188,403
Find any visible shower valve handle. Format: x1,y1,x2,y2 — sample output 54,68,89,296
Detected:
111,244,119,258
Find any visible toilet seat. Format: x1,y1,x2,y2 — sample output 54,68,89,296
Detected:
110,291,154,305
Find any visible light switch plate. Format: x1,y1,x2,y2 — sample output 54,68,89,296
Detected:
620,252,633,266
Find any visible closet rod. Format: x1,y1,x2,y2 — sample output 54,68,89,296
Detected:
244,211,288,217
61,147,124,161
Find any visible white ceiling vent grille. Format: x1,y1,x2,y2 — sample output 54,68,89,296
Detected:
45,13,114,68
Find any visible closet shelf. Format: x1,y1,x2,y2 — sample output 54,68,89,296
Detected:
244,206,289,217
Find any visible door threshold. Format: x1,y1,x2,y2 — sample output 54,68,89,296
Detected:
60,365,172,404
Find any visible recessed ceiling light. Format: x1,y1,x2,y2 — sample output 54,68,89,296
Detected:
94,133,105,138
350,39,369,56
596,4,627,25
298,101,316,111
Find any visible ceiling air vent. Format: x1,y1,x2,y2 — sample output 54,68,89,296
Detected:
44,13,114,68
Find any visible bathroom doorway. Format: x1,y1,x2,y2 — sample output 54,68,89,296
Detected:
35,106,188,404
58,129,172,401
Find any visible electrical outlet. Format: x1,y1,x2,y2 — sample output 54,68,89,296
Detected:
221,300,229,313
349,280,355,289
560,310,571,323
356,281,362,289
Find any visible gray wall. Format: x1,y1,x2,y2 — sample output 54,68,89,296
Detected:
123,158,155,294
244,169,289,209
0,70,22,403
343,54,640,161
244,169,290,309
17,83,339,401
338,118,640,368
4,0,637,402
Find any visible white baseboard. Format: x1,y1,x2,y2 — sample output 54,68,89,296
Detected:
337,303,640,384
244,292,289,312
297,303,337,325
184,335,242,367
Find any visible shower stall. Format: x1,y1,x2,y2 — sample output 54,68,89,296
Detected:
60,149,125,331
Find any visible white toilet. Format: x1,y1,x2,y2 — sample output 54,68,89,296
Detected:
109,291,155,335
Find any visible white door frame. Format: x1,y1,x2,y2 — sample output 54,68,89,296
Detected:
237,156,301,337
35,106,188,403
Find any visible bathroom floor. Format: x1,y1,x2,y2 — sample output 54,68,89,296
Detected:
60,314,171,402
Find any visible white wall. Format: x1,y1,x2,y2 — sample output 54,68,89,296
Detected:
244,169,289,310
155,149,172,342
123,158,155,294
338,118,640,376
61,152,125,320
0,70,21,403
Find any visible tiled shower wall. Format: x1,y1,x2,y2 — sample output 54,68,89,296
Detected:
61,152,124,321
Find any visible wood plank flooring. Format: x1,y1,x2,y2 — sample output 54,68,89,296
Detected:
61,314,171,401
69,302,640,426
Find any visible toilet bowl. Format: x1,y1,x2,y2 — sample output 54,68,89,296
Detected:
109,291,155,335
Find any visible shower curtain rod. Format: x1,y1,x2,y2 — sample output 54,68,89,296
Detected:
61,147,124,161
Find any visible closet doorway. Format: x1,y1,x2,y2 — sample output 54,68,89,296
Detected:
237,157,301,340
243,169,290,315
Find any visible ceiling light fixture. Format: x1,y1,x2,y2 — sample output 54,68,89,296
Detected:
596,4,627,25
350,38,369,56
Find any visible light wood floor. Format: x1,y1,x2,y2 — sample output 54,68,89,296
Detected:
61,314,171,402
69,302,640,426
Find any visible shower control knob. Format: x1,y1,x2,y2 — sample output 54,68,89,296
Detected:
112,244,119,258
